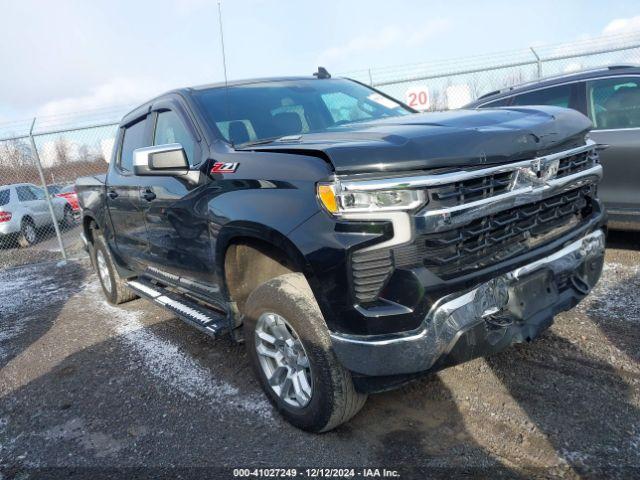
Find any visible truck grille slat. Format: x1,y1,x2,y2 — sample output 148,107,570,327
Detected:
426,148,598,210
430,171,513,208
351,249,394,303
395,186,594,279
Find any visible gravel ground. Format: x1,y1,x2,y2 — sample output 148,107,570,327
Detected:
0,222,84,271
0,232,638,479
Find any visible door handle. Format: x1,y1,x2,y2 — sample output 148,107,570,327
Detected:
107,189,118,199
140,188,156,202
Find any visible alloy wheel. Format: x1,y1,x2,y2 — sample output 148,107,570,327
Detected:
254,312,313,408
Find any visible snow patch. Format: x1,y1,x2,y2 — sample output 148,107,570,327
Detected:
83,281,273,419
0,262,75,318
0,263,79,360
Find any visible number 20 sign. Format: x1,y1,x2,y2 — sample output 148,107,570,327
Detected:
405,86,430,111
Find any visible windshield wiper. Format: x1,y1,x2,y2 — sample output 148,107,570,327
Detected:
236,134,302,148
236,136,282,148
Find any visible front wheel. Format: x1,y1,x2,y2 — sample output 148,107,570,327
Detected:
244,273,367,432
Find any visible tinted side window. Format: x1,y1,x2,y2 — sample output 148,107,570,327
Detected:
16,186,36,202
511,84,573,108
153,111,195,164
29,186,45,200
120,117,148,172
0,189,9,206
587,77,640,129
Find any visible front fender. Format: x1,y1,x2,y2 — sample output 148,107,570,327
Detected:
214,220,312,280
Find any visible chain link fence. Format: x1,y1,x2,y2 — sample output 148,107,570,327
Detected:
0,118,120,269
1,31,639,270
344,31,640,110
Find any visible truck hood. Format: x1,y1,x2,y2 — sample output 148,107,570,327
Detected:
235,106,592,175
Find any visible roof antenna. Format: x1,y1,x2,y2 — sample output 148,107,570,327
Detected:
313,66,331,79
217,1,233,146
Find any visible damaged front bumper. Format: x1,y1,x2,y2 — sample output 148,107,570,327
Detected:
330,229,605,377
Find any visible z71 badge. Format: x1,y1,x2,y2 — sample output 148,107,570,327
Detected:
211,162,239,173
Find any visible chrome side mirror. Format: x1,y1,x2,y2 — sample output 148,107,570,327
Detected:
133,143,189,176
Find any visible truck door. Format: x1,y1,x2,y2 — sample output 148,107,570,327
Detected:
106,115,151,268
138,101,218,300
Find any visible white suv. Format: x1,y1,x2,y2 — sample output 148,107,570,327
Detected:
0,183,73,247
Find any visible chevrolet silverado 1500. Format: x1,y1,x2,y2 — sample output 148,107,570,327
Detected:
76,73,606,432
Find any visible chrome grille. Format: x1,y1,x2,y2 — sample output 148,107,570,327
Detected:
423,145,599,210
345,140,601,300
557,149,599,178
428,171,513,209
394,186,595,279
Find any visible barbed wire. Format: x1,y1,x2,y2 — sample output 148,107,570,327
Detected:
341,30,640,85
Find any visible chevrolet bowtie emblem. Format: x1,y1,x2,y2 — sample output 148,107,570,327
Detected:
539,158,560,182
511,158,560,190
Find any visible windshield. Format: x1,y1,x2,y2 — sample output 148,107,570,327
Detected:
192,79,412,145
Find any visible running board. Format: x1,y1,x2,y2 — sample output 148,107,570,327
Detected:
126,277,229,338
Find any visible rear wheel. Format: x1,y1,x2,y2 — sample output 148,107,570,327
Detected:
92,235,137,305
244,273,367,432
18,218,37,247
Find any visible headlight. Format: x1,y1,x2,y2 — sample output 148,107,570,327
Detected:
317,182,426,215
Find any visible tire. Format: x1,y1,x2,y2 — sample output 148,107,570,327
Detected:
92,235,138,305
244,272,367,432
18,217,37,247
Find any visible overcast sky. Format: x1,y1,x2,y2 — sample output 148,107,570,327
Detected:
1,0,640,123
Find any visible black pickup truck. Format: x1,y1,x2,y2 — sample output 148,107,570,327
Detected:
76,72,606,432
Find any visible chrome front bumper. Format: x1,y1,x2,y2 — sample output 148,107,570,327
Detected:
331,229,606,376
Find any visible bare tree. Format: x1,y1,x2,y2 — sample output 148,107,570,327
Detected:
0,137,38,185
0,138,32,168
54,137,72,166
467,74,484,101
77,144,91,163
502,69,526,88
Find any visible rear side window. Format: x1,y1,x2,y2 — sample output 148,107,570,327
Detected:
29,186,45,200
16,186,36,202
511,84,573,108
119,117,148,172
587,77,640,129
0,189,9,206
